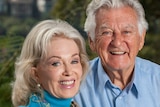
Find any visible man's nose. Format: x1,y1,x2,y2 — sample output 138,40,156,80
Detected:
110,33,124,47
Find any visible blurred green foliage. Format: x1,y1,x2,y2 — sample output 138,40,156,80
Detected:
0,35,24,107
0,16,37,107
0,0,160,106
138,34,160,64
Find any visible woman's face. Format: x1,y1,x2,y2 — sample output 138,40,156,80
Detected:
33,37,83,98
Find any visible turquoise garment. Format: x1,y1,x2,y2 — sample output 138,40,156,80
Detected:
74,57,160,107
20,91,72,107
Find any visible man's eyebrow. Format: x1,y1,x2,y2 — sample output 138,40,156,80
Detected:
100,23,110,29
123,24,136,29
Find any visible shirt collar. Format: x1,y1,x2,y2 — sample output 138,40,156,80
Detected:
97,58,111,91
97,57,139,98
131,57,143,98
123,57,142,98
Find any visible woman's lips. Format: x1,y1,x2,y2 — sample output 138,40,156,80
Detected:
59,80,75,89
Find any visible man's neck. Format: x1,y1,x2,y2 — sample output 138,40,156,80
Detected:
105,68,134,90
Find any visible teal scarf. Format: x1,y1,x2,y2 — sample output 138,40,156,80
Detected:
19,90,72,107
44,90,72,107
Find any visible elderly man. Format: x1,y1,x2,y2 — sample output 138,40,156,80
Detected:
74,0,160,107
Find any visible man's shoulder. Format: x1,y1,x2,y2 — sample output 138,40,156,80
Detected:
136,57,160,67
79,57,100,89
89,57,100,69
136,57,160,74
87,57,100,76
90,57,99,63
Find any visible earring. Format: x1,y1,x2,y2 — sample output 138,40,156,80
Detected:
37,83,41,88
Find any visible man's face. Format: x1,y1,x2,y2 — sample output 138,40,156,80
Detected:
90,6,146,72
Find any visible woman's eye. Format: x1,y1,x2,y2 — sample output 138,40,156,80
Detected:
71,60,79,64
52,62,60,66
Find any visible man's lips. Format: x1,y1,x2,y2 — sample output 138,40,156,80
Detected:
110,51,127,55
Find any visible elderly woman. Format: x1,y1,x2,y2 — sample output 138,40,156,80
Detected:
11,19,88,107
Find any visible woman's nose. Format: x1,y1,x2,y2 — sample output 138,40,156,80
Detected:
62,64,73,76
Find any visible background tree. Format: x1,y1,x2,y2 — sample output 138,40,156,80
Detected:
0,0,160,106
51,0,91,38
140,0,160,34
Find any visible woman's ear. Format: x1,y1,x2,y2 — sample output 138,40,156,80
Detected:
30,67,39,83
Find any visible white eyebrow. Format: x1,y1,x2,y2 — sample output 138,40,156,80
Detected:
100,23,136,31
100,23,110,29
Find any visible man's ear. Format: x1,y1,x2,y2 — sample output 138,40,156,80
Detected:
139,30,146,51
88,36,96,52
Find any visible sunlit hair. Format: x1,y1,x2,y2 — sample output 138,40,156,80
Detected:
85,0,148,40
11,19,88,107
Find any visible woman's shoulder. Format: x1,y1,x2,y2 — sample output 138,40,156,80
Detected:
19,94,79,107
19,94,50,107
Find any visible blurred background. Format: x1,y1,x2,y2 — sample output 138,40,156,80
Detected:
0,0,160,106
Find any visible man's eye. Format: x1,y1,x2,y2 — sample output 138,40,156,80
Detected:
52,62,60,66
123,31,132,35
102,31,113,36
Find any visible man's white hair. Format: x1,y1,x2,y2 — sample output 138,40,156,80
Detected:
85,0,148,40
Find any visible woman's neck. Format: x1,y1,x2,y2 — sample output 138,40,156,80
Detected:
44,90,72,107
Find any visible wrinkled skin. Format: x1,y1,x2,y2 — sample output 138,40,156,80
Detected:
89,6,146,89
